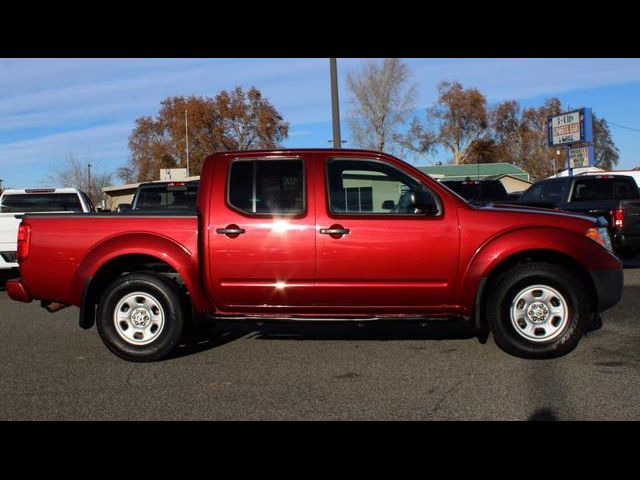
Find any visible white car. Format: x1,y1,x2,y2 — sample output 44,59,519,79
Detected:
0,188,93,271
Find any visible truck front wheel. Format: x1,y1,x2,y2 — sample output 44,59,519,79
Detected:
96,273,185,362
487,262,591,359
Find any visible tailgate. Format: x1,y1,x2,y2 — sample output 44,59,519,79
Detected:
0,213,22,250
562,200,617,223
620,200,640,236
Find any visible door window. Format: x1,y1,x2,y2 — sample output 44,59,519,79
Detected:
228,159,304,215
326,159,440,215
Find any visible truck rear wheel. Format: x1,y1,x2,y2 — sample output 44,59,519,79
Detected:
486,262,591,359
96,273,185,362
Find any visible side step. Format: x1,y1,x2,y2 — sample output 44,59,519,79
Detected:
206,314,464,323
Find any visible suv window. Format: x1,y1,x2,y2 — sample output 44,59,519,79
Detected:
326,159,440,215
228,159,304,215
0,193,83,213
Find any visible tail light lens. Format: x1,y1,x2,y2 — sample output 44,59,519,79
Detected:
611,208,624,229
17,223,31,263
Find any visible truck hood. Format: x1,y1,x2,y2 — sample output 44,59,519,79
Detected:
475,203,604,226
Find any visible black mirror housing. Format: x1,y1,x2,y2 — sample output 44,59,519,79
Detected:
409,191,439,215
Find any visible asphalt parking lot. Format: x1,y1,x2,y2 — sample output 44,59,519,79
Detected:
1,265,640,421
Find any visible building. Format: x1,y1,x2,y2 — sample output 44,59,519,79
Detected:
483,174,533,194
418,162,531,193
101,182,141,211
547,166,604,178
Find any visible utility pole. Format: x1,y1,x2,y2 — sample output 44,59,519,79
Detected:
185,109,190,176
87,163,92,197
330,58,342,149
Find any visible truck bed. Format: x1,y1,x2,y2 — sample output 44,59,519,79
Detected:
17,213,199,308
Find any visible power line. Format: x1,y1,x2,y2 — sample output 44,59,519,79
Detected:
608,121,640,133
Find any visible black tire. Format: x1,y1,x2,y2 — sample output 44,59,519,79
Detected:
96,273,185,362
486,262,592,359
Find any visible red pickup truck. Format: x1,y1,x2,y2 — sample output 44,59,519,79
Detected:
6,149,623,361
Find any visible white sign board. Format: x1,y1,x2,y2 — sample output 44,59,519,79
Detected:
569,148,589,168
160,168,188,181
550,112,582,146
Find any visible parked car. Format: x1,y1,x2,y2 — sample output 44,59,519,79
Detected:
440,179,512,205
7,149,622,361
516,174,640,257
117,180,199,212
0,188,93,273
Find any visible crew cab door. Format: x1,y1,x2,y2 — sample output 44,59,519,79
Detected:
207,154,315,310
314,155,459,310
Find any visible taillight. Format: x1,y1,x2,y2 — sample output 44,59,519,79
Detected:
611,208,624,229
17,223,31,263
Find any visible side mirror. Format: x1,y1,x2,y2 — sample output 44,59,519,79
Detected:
381,200,396,210
117,203,132,212
408,190,439,216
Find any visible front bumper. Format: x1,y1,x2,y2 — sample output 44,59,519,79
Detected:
590,267,623,312
6,279,32,303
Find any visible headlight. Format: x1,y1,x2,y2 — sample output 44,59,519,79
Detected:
585,227,613,252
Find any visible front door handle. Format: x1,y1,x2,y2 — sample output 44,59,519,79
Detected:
216,224,246,237
319,224,350,237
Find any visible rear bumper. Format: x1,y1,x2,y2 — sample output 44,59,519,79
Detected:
613,232,640,252
6,279,32,303
0,249,18,270
590,267,623,312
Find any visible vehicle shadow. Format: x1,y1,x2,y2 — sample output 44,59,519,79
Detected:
527,408,559,421
169,317,479,360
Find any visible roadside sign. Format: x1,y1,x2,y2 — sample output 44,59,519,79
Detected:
547,108,593,146
569,146,595,168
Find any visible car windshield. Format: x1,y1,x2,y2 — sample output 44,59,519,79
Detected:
0,193,83,213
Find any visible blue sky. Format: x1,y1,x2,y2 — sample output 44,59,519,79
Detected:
2,58,640,188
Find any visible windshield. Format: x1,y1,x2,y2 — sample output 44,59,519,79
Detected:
0,193,83,213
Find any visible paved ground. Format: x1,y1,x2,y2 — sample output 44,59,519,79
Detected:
1,266,639,420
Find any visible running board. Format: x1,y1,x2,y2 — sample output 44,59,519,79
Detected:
206,314,465,323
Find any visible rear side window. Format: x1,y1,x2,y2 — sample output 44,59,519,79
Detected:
0,193,83,213
570,178,639,202
228,159,304,215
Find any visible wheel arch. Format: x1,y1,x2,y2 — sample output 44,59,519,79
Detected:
472,248,598,331
74,233,213,329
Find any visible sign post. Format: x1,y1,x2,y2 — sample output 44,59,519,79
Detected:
547,108,593,176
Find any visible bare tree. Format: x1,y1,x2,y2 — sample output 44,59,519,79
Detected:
345,58,416,153
45,153,113,204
